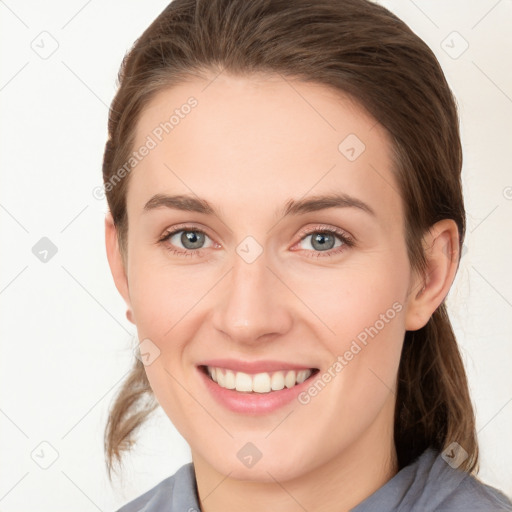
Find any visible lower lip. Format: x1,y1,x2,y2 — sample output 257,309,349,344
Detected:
198,367,317,415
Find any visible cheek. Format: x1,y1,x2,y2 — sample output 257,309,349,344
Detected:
302,256,407,402
127,261,192,400
309,259,407,349
142,357,207,444
127,259,202,430
296,287,405,450
128,252,208,337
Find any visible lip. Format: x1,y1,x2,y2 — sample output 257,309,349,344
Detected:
197,363,319,415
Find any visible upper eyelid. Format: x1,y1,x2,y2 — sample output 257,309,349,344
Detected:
296,224,352,240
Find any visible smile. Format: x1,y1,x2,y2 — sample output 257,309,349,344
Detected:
201,365,318,393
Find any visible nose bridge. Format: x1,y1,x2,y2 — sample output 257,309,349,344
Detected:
211,240,292,343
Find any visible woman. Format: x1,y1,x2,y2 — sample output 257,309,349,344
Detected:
101,0,512,510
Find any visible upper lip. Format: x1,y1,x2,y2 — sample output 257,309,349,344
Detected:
198,359,318,374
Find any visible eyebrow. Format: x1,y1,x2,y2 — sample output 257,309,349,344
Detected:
143,192,376,219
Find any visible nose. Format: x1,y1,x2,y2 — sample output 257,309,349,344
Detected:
211,249,293,346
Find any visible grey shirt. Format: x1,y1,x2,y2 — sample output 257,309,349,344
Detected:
115,448,512,511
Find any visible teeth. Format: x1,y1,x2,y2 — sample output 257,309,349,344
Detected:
253,372,271,393
284,370,296,388
216,368,226,387
270,371,285,391
235,371,253,392
206,367,313,393
224,369,236,389
296,370,310,384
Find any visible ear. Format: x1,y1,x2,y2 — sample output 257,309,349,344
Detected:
404,219,460,331
105,211,134,324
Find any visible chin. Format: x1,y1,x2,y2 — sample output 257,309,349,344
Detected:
203,445,314,483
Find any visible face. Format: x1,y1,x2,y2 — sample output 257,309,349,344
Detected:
107,72,427,482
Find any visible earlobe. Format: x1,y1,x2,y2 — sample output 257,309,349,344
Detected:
404,219,459,331
126,308,135,324
105,212,133,318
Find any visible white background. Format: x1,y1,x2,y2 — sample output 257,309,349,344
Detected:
1,0,511,510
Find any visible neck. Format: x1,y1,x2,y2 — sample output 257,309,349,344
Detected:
192,396,399,512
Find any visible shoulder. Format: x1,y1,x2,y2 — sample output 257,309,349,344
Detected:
352,447,512,512
114,463,199,512
409,448,512,512
440,472,512,511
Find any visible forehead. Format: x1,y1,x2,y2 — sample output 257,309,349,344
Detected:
128,73,403,228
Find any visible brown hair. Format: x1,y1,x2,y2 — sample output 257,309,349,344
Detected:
102,0,478,481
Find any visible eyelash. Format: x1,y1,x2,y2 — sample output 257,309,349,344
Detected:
158,223,355,259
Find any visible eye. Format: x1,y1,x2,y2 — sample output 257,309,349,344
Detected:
293,224,354,258
158,225,215,258
158,223,354,258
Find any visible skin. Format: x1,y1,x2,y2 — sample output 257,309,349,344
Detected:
105,72,460,512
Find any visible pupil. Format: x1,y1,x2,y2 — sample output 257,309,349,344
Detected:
182,231,204,249
313,233,334,251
